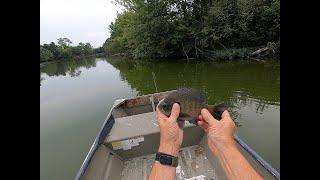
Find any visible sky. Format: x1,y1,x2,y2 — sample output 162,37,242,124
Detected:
40,0,124,48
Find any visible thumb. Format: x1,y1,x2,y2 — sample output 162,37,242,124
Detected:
201,108,219,126
221,110,231,120
169,103,180,119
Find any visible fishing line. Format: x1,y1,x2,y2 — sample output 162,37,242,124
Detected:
152,72,160,103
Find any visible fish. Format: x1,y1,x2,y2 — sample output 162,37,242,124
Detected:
158,88,228,128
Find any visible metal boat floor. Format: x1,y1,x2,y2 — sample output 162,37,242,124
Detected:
121,145,218,180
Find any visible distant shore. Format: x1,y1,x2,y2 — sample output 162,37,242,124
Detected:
40,53,106,65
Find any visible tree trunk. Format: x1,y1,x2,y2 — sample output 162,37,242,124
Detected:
182,46,189,61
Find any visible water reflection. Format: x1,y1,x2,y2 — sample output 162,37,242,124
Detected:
106,57,279,107
40,57,97,85
41,57,279,117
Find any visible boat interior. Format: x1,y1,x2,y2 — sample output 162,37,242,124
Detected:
81,91,277,180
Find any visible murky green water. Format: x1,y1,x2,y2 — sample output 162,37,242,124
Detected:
40,57,279,180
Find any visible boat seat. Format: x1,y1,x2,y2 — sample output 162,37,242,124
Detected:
105,112,196,143
104,111,204,160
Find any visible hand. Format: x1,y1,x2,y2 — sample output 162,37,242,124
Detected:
198,109,236,156
156,101,183,156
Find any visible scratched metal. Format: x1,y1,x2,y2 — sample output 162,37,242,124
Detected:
121,145,217,180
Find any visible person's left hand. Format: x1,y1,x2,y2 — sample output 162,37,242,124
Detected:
156,101,183,156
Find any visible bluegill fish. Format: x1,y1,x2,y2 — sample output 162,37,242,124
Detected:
158,88,228,128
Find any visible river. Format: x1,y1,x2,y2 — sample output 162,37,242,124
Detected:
40,57,280,180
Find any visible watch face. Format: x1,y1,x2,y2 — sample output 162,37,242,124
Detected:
159,155,172,165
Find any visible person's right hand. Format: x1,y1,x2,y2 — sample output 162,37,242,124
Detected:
197,109,236,156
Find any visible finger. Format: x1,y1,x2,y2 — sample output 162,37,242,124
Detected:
201,108,219,126
169,103,180,119
221,110,231,121
156,112,166,125
156,106,167,119
198,120,208,132
198,115,203,121
221,110,236,128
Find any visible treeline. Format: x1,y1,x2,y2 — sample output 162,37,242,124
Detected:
40,38,104,62
104,0,280,60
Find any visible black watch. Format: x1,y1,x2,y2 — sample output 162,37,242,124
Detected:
155,152,178,167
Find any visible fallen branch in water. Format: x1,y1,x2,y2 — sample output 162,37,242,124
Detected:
251,47,269,56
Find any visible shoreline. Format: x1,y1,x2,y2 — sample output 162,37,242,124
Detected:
106,47,280,62
40,53,106,65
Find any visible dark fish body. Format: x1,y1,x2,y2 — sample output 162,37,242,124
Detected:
158,88,227,127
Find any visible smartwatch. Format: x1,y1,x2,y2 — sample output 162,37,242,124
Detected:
155,152,178,167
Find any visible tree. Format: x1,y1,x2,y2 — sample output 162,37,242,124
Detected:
104,0,280,59
40,38,94,62
40,46,54,62
84,43,93,55
43,42,62,59
57,38,72,49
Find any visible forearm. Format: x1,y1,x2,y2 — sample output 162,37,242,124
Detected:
215,144,263,180
149,143,179,180
149,161,176,180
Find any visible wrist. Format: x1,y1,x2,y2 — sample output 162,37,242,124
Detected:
212,139,237,153
158,143,180,156
217,140,238,153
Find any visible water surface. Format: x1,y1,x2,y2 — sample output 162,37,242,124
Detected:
40,57,279,180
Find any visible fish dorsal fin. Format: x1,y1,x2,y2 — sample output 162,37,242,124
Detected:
176,88,207,103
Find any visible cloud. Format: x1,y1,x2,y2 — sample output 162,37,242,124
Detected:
40,0,124,47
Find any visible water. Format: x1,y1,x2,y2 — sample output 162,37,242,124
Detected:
40,57,280,180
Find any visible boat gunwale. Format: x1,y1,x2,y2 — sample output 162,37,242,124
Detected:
75,99,126,180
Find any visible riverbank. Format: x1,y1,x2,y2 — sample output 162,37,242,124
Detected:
40,53,106,65
107,46,280,62
204,46,279,61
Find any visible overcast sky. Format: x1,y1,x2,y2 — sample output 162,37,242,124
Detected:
40,0,124,48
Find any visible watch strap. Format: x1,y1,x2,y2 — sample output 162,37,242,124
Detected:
155,152,178,167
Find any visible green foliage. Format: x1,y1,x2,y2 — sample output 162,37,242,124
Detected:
57,38,73,48
40,46,54,62
40,38,95,62
104,0,280,60
267,40,280,56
